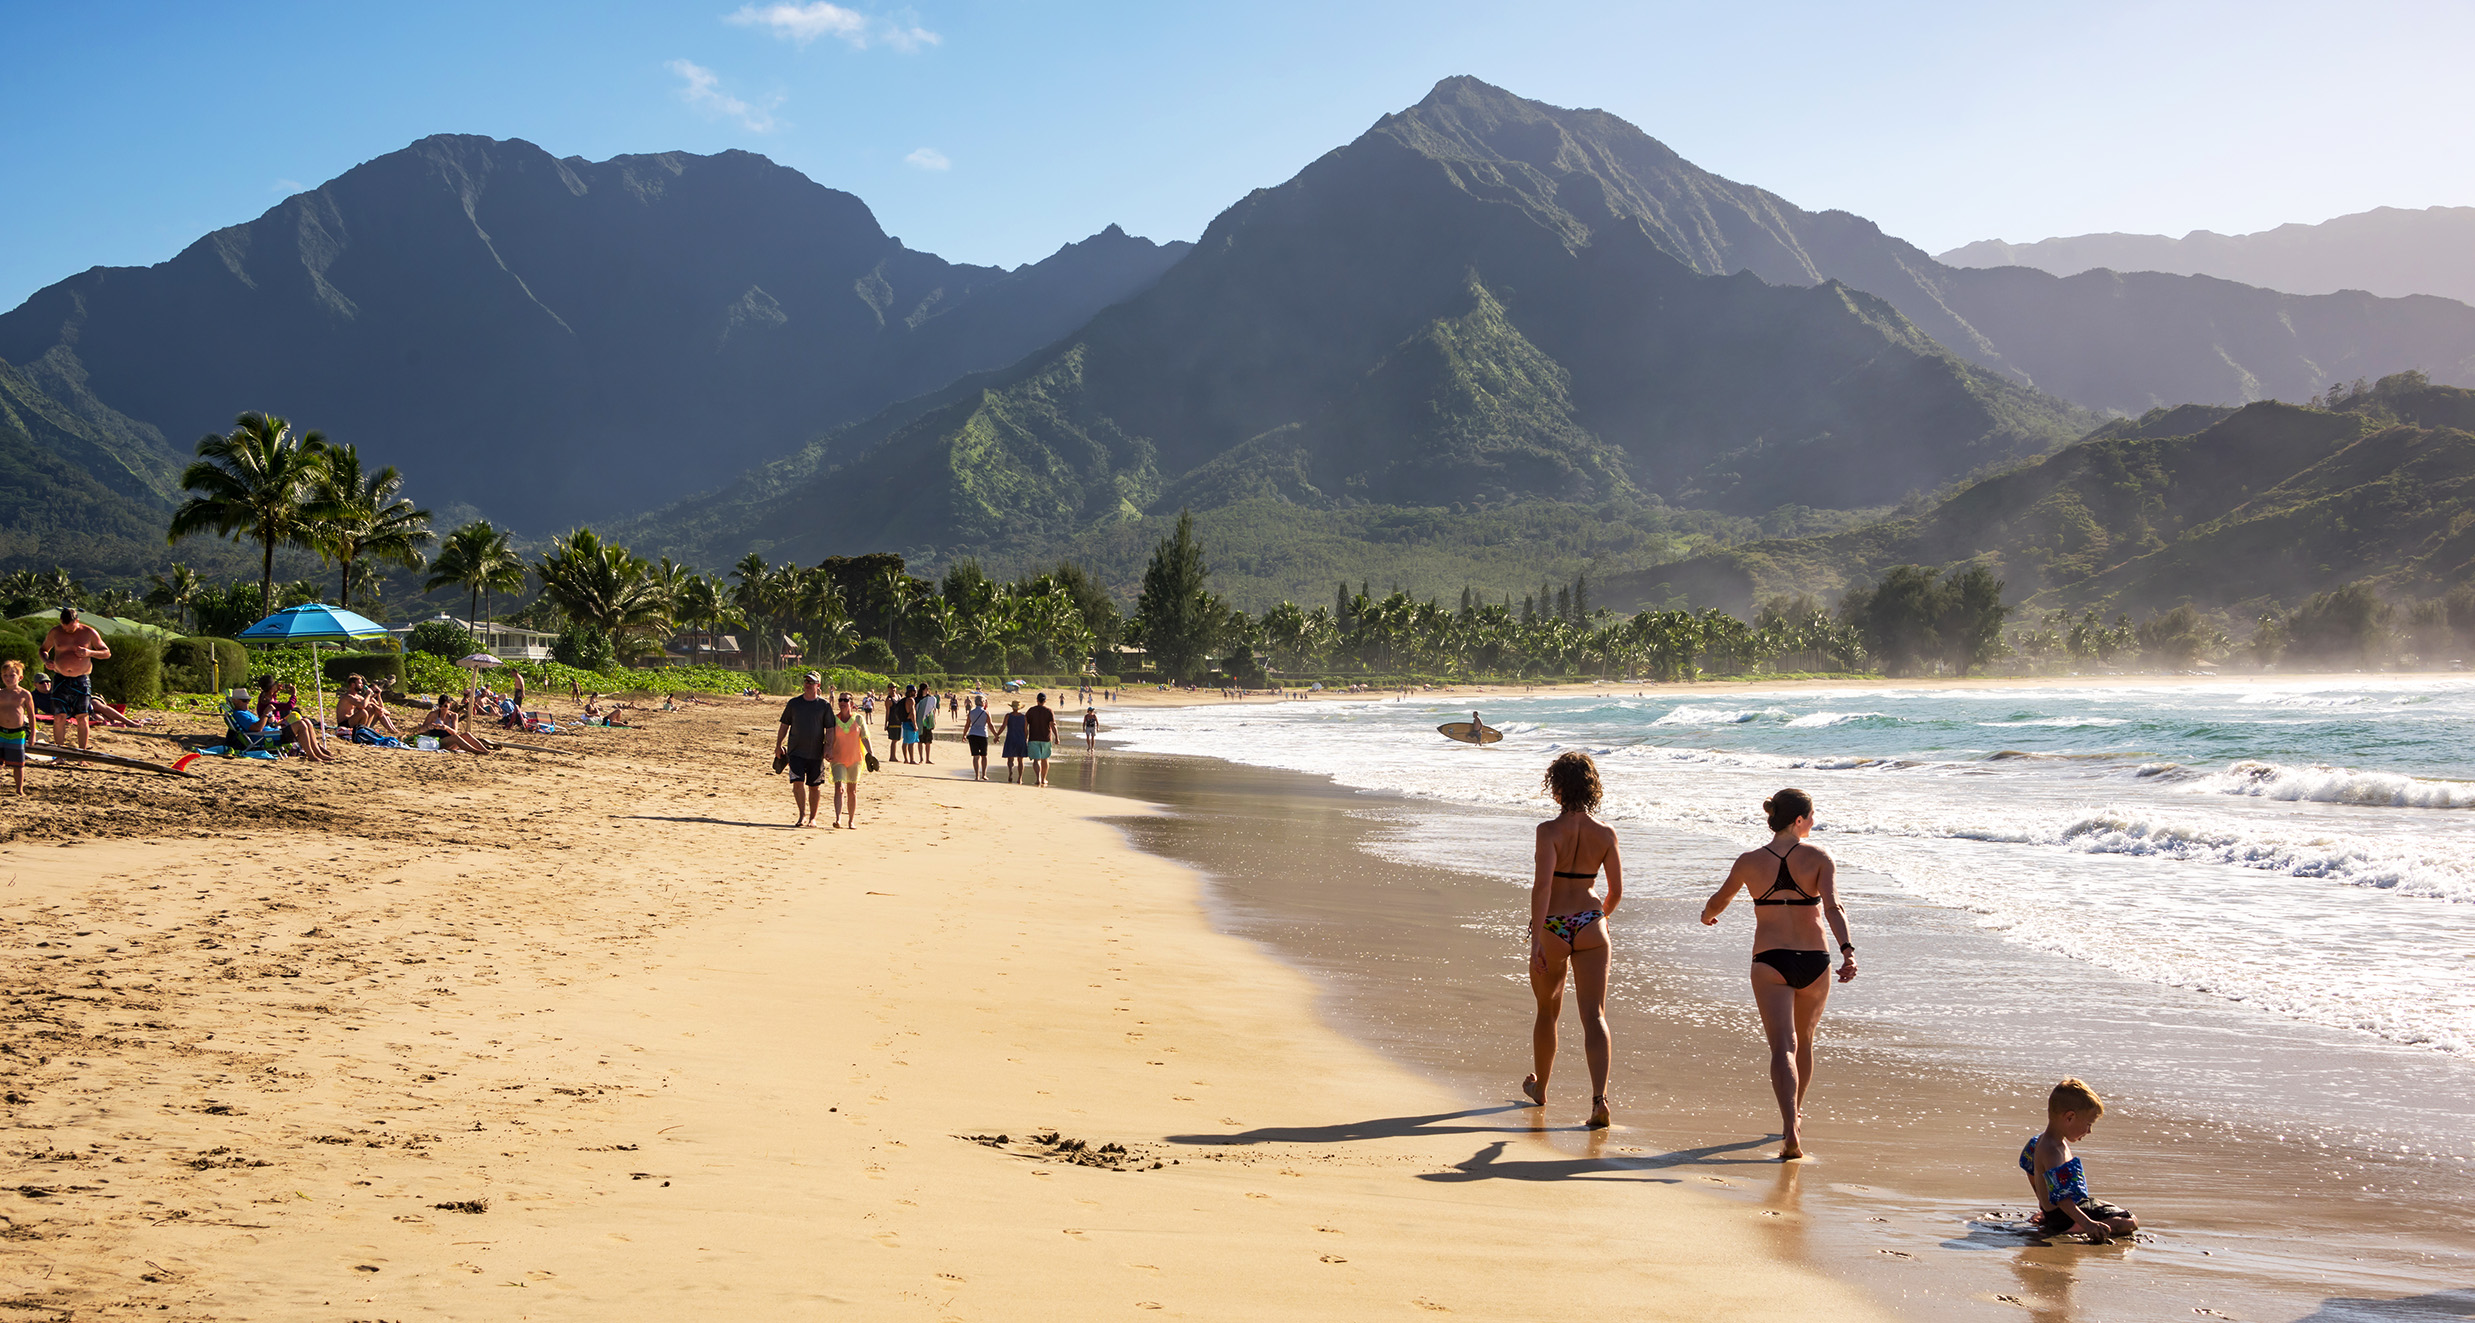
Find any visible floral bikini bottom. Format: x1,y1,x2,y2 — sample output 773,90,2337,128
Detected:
1542,910,1604,944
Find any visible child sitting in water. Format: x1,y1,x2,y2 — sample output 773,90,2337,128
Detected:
2021,1077,2139,1241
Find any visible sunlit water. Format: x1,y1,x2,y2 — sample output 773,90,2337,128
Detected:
1109,679,2475,1057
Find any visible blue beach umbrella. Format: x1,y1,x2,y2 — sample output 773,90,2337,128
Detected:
238,603,391,719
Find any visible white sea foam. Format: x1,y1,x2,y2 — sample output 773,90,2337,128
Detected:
1650,704,1784,726
2196,761,2475,809
1784,711,1883,728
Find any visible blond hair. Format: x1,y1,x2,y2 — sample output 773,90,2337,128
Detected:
1,660,20,685
2048,1077,2104,1119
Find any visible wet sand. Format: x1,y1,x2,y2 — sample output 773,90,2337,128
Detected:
1074,748,2475,1322
0,702,1890,1319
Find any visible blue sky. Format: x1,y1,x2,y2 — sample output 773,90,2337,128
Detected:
5,0,2473,310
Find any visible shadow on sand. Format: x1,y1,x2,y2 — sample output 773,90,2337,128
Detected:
1167,1105,1782,1184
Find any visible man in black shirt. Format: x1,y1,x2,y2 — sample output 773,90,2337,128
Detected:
775,672,833,827
1024,692,1057,787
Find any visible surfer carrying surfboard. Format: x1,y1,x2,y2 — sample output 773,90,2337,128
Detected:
1522,751,1624,1129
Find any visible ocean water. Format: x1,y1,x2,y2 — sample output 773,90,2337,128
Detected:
1107,679,2475,1057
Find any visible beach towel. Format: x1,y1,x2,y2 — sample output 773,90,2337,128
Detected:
199,744,281,761
350,727,405,748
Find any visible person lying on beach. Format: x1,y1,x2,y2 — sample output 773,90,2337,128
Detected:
1702,788,1856,1160
0,660,35,795
2021,1078,2139,1242
257,676,340,763
413,695,494,753
1523,751,1623,1128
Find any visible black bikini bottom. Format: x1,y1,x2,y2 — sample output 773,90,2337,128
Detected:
1753,949,1830,989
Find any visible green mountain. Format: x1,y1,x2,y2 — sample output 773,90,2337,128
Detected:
0,136,1189,529
1611,375,2475,615
630,79,2101,582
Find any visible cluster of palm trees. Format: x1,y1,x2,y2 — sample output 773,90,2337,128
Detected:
1232,589,1868,681
168,412,435,617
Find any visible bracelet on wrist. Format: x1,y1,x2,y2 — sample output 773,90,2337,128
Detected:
1840,943,1856,955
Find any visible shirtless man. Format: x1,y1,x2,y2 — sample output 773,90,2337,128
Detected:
39,608,110,750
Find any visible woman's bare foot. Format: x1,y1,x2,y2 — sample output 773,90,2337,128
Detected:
1779,1137,1805,1161
1521,1074,1546,1107
1588,1096,1612,1129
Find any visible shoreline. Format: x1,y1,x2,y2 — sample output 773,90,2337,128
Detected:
0,703,1889,1318
1071,719,2475,1320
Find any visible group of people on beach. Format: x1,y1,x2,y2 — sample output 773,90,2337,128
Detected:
1527,751,2138,1242
774,675,1106,825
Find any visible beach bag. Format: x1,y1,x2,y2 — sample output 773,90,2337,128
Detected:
416,735,441,751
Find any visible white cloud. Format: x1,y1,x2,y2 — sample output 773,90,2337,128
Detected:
904,147,950,172
666,58,779,133
725,2,939,51
272,178,305,194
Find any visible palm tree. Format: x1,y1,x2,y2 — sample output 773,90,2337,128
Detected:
145,563,205,630
168,412,330,615
425,521,526,635
676,573,741,665
536,529,668,660
875,564,916,661
311,444,434,611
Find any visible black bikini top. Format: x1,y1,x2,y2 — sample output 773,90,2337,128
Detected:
1753,843,1819,906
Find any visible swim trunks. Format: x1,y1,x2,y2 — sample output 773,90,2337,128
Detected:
1028,740,1053,761
785,754,824,786
50,673,92,718
0,725,25,765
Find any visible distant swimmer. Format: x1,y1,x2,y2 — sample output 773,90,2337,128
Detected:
1701,788,1857,1160
1521,751,1624,1129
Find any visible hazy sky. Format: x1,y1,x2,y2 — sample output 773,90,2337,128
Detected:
6,0,2473,310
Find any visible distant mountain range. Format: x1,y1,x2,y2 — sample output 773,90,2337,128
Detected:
1608,376,2475,616
6,77,2474,618
0,135,1188,528
1940,206,2475,307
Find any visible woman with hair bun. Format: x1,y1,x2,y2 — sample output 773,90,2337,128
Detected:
1702,787,1856,1160
1522,750,1624,1129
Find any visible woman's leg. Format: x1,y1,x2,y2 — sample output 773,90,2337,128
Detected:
1570,933,1613,1125
1750,968,1805,1157
1524,938,1569,1103
1790,979,1832,1115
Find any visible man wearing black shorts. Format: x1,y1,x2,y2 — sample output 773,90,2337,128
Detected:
775,672,832,827
39,607,110,751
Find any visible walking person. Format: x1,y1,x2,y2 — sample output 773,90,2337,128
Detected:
1521,752,1623,1129
1025,691,1057,787
827,691,875,828
965,696,992,781
37,607,110,751
917,685,938,764
882,684,903,763
1081,704,1099,754
1701,788,1857,1161
1000,699,1030,784
774,671,832,827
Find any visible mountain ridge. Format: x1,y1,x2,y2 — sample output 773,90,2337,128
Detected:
0,134,1191,528
1939,206,2475,306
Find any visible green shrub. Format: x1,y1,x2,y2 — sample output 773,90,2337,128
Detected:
163,636,248,693
323,651,405,687
0,630,38,676
406,619,475,658
91,635,164,707
554,624,616,672
851,637,898,673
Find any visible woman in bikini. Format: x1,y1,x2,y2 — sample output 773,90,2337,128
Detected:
1701,787,1857,1160
1522,751,1624,1129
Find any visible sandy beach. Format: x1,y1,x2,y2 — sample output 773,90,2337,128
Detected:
0,700,1890,1319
